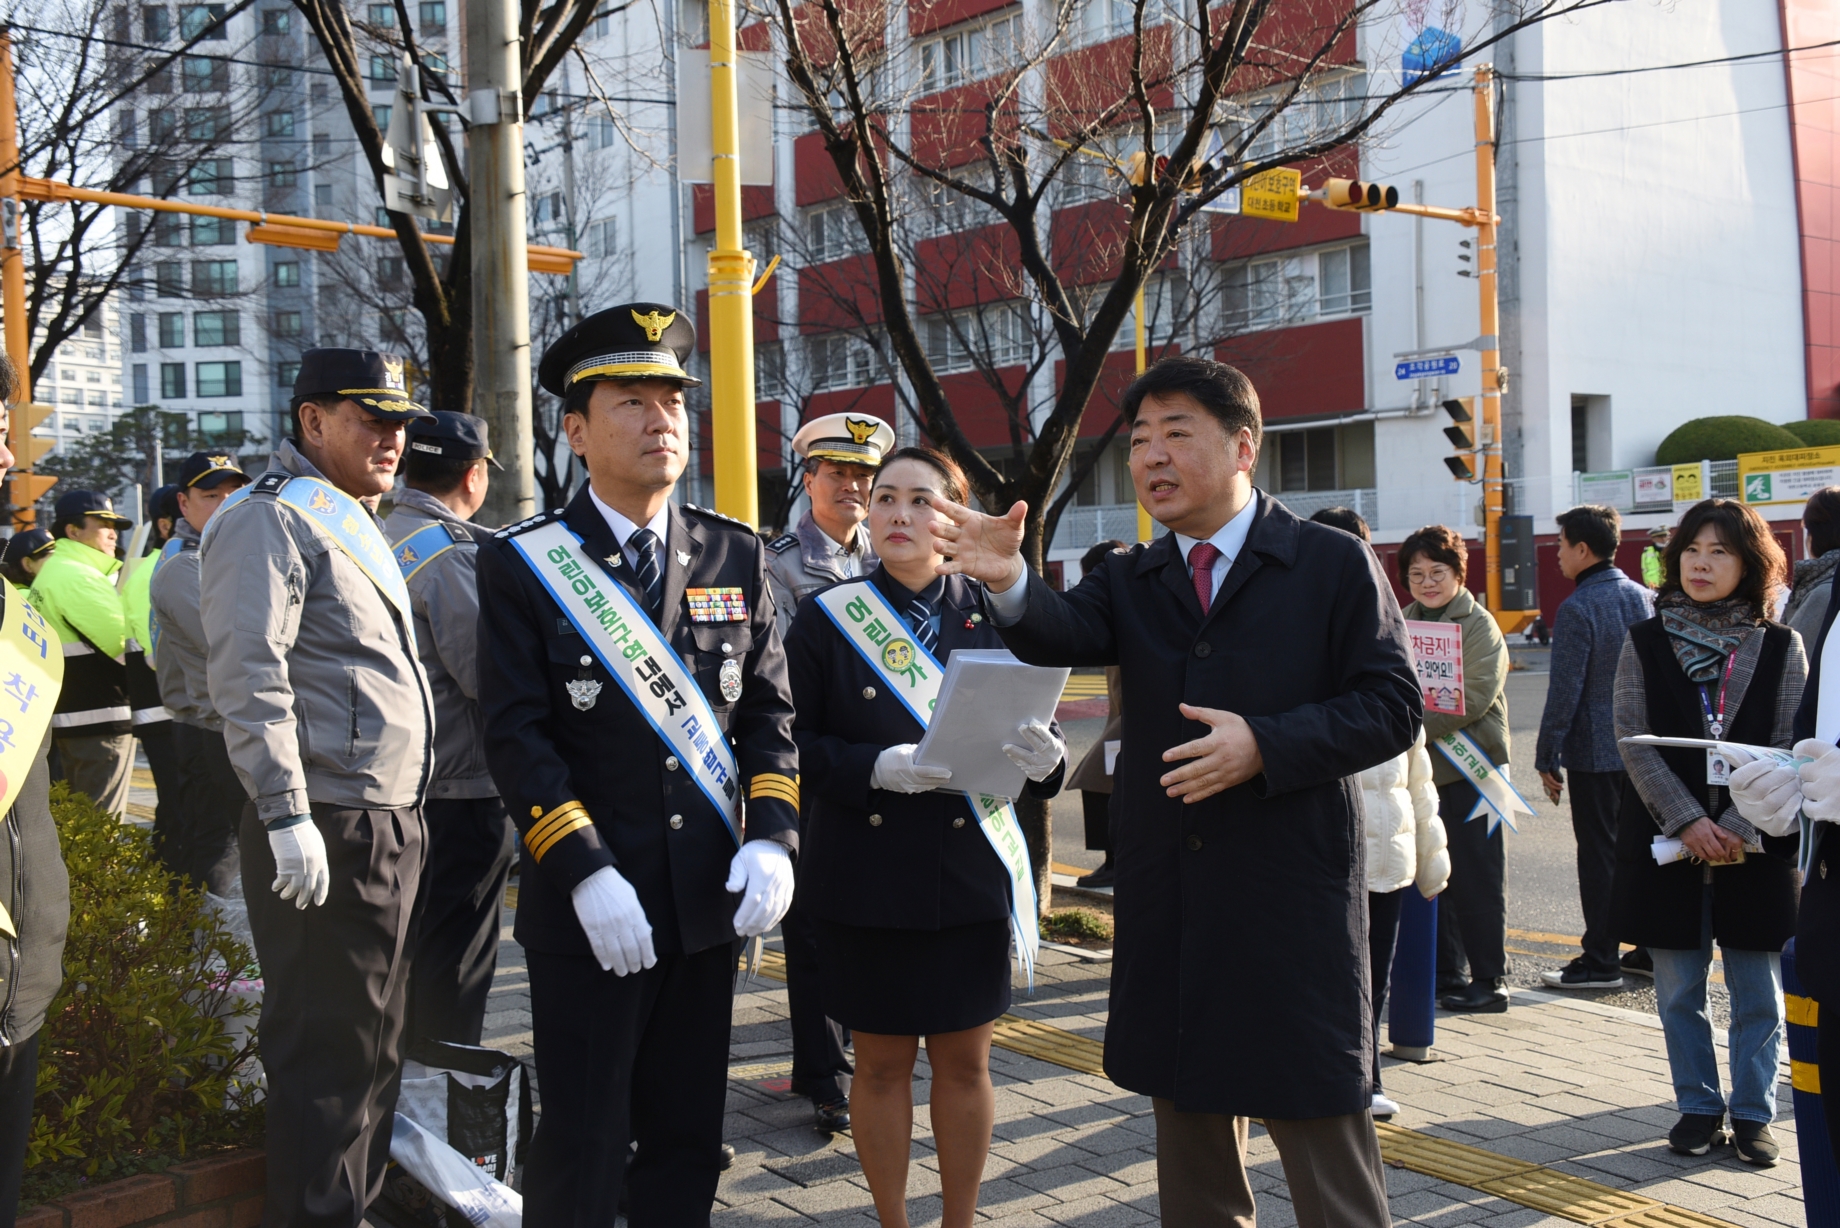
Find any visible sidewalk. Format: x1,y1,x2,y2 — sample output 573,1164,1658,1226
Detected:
478,914,1806,1227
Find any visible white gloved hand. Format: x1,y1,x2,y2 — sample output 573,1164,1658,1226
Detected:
1731,755,1804,837
871,743,954,794
571,865,657,975
1798,739,1840,825
1002,718,1065,782
268,815,329,909
726,839,795,937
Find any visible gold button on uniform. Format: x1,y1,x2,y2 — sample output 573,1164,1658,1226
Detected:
862,686,877,700
952,818,965,829
665,756,679,771
669,815,684,829
869,814,883,826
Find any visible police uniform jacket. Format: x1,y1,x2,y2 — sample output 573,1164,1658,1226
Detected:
765,511,877,639
122,550,170,733
476,488,800,959
1792,564,1840,1004
785,569,1063,931
148,518,217,730
386,487,496,799
198,440,434,821
29,538,131,739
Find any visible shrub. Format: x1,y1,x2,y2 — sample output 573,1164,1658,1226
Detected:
25,784,261,1197
1785,419,1840,448
1041,908,1113,944
1655,417,1802,465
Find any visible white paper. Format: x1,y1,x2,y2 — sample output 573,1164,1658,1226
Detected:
1651,837,1686,865
913,650,1070,800
1103,740,1121,776
1619,735,1807,768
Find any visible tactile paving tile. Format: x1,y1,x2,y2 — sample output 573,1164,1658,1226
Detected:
1478,1167,1660,1223
728,1058,794,1082
1374,1121,1539,1185
989,1014,1107,1076
1609,1206,1748,1228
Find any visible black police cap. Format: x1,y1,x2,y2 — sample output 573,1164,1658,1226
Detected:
407,411,505,471
292,348,431,420
2,529,53,566
52,490,131,532
537,302,701,397
177,450,251,492
151,484,181,524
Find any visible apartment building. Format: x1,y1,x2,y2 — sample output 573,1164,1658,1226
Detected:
34,302,127,450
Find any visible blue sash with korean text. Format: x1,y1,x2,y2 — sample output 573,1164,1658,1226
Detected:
811,579,1039,983
393,521,463,582
507,519,741,845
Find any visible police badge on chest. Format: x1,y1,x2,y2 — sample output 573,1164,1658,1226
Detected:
568,654,602,711
719,658,743,702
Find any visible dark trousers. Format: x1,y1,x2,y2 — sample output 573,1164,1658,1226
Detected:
1821,1002,1840,1174
1082,789,1111,853
1367,889,1405,1093
0,1031,40,1228
241,802,424,1228
1152,1099,1390,1228
1569,769,1626,972
1437,779,1509,982
405,796,516,1048
139,720,179,863
779,900,851,1099
523,943,735,1228
168,724,245,896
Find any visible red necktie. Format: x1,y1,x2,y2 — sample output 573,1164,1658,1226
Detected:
1190,542,1222,615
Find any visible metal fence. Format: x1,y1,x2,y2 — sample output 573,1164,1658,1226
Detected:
1572,461,1739,512
1048,489,1380,553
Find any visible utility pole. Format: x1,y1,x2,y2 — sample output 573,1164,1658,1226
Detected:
1135,283,1151,542
0,30,55,528
1473,65,1509,619
706,0,758,524
467,0,535,525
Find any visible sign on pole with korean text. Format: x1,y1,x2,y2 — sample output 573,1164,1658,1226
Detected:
1737,445,1840,507
1396,354,1460,380
1405,619,1464,717
1241,168,1302,222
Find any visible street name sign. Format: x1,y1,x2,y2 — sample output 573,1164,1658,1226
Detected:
1396,354,1460,380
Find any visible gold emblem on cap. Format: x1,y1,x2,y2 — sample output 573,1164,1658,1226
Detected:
845,417,879,446
208,454,230,467
382,355,406,390
632,308,677,343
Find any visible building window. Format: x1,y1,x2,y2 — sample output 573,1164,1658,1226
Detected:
1315,244,1371,317
198,410,244,438
368,54,397,83
589,115,616,149
1222,243,1368,332
180,55,228,92
132,364,150,402
418,0,445,26
192,259,238,296
755,343,784,401
178,4,227,38
160,362,186,398
916,11,1018,94
806,332,881,392
193,310,239,346
586,217,618,259
311,133,332,156
155,261,184,295
184,106,228,141
273,261,300,287
805,201,864,263
265,110,295,138
277,361,300,387
260,8,290,34
1262,421,1374,493
158,312,185,347
143,5,171,39
923,303,1030,373
372,105,392,132
195,361,242,397
149,110,178,145
1225,70,1366,164
273,310,302,337
367,2,395,24
261,60,290,88
269,161,298,188
128,315,147,353
378,257,404,287
187,159,232,195
314,184,333,206
116,108,137,148
151,214,185,247
192,215,231,245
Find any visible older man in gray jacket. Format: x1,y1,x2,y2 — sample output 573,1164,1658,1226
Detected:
385,411,513,1047
200,349,434,1228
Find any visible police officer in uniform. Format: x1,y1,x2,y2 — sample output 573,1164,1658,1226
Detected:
199,351,434,1228
763,411,893,1133
124,483,179,867
478,303,799,1227
385,411,516,1046
149,452,251,894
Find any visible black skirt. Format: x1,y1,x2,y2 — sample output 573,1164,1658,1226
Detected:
812,916,1012,1036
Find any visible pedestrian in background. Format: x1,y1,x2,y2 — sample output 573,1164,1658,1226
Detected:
1314,506,1450,1120
1612,498,1801,1165
1535,504,1654,990
124,484,179,870
1642,526,1669,590
0,528,53,590
1783,486,1840,640
1065,538,1127,890
1400,525,1514,1014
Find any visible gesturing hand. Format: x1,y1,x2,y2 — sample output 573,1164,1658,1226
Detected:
926,496,1029,590
1160,704,1264,803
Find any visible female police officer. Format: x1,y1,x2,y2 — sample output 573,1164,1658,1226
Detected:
784,446,1066,1228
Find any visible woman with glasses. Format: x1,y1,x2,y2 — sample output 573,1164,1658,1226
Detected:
1400,524,1514,1013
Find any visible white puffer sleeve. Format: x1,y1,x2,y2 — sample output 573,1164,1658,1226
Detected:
1410,731,1451,897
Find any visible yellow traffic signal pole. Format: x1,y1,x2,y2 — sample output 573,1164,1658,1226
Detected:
1471,64,1525,631
706,0,758,525
1135,284,1152,541
0,29,25,403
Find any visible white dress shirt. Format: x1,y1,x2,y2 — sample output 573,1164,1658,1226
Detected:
587,483,671,568
987,490,1259,621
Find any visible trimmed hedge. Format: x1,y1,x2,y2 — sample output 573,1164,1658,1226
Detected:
1654,416,1802,465
1785,419,1840,448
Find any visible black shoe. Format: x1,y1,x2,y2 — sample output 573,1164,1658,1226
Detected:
1076,859,1115,889
1621,947,1654,979
813,1095,851,1134
1668,1113,1727,1156
1439,979,1510,1013
1731,1120,1779,1166
719,1143,736,1171
1436,971,1469,996
1541,957,1623,991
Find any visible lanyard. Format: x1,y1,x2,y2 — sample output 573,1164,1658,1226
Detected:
1697,652,1738,738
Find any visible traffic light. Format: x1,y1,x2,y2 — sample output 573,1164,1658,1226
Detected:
5,473,57,531
1320,177,1400,212
10,402,54,469
1441,397,1477,480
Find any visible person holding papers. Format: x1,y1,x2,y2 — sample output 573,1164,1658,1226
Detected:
1611,498,1802,1165
783,446,1065,1228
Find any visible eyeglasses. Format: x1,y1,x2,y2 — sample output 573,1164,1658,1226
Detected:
1408,567,1456,585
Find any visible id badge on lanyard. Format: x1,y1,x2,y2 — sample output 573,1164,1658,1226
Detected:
1700,654,1737,786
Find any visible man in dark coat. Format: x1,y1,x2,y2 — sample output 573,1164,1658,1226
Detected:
932,354,1421,1228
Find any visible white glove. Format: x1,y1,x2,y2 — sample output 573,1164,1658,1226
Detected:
1731,755,1804,837
1798,739,1840,825
1002,719,1064,782
871,744,953,794
726,839,795,937
571,865,657,976
268,816,329,909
